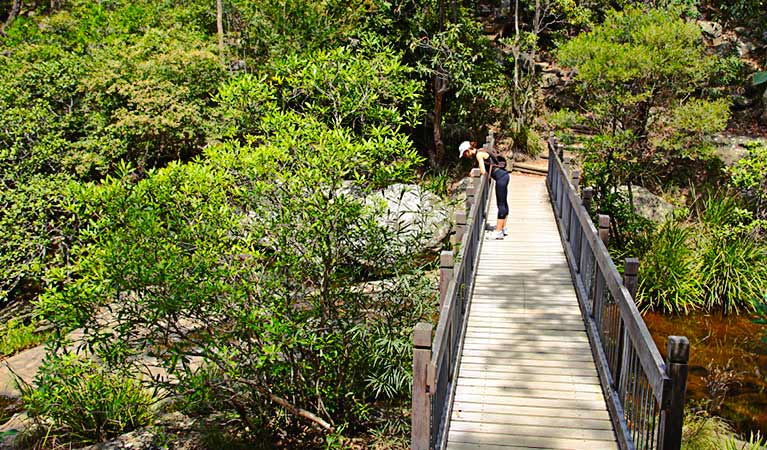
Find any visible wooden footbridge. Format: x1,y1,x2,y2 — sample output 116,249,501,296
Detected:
411,140,689,450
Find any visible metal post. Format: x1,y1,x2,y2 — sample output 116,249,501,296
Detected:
412,323,434,450
439,251,454,309
659,336,690,450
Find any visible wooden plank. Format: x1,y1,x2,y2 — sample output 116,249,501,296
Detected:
447,439,618,450
456,370,599,385
460,343,594,355
462,331,589,341
450,411,614,430
449,421,617,441
453,396,608,412
448,431,618,449
456,362,598,378
456,378,603,393
456,378,604,401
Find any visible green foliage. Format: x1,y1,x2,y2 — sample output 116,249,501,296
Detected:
556,6,729,198
21,353,154,444
682,410,734,450
0,319,48,357
728,142,767,219
636,220,703,313
754,71,767,86
723,432,766,450
39,117,433,439
0,174,78,304
697,228,767,314
635,195,767,314
216,43,424,140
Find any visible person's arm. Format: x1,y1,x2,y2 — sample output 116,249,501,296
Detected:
475,151,490,175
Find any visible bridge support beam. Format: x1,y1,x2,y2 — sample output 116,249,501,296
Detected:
412,323,434,450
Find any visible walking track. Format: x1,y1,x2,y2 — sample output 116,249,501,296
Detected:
445,174,619,450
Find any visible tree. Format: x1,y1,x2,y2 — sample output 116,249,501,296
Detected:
38,114,433,442
557,6,730,214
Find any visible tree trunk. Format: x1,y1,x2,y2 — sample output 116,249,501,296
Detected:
1,0,22,36
216,0,224,59
431,76,448,169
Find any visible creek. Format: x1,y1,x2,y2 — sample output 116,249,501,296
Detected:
644,311,767,436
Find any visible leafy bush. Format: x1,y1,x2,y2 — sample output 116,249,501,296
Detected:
728,142,767,220
697,230,767,314
636,220,703,313
21,353,154,444
0,319,48,357
682,410,734,450
39,117,434,441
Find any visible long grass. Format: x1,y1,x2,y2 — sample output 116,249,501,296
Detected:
636,220,703,313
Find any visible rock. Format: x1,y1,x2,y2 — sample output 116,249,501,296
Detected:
713,41,734,56
698,20,722,39
367,184,452,251
733,94,754,109
736,37,756,57
712,134,767,166
541,72,560,88
618,186,675,223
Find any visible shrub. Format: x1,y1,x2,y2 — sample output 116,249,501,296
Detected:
697,230,767,314
21,353,154,444
636,220,703,314
682,410,733,450
0,319,48,357
723,432,766,450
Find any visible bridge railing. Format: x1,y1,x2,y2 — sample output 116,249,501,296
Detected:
547,138,689,450
412,163,491,450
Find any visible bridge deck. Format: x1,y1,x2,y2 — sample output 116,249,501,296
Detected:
446,174,618,450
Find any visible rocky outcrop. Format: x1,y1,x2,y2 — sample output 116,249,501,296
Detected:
367,184,452,252
712,134,767,166
618,185,675,223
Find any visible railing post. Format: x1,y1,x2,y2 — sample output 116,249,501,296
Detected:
659,336,690,450
614,258,640,392
598,214,610,246
439,251,454,309
412,323,434,450
571,170,581,194
623,258,639,299
453,211,467,246
465,168,480,213
582,187,594,211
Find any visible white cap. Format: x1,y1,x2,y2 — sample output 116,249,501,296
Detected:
458,141,471,157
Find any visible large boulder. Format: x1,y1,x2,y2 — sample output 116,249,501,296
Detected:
618,185,675,223
367,184,452,252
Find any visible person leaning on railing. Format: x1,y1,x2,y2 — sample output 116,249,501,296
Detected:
459,140,509,240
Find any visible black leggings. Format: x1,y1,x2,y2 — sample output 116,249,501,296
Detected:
493,169,509,219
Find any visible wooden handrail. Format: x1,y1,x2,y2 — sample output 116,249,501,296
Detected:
546,138,689,450
412,163,491,450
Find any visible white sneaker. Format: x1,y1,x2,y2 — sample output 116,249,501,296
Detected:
502,227,509,236
495,231,504,240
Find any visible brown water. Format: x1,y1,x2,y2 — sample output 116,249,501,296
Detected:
643,312,767,435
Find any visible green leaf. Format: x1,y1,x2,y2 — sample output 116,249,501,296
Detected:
753,71,767,86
